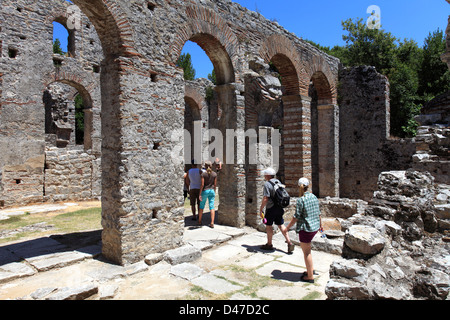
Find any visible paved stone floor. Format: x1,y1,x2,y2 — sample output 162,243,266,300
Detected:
0,205,340,301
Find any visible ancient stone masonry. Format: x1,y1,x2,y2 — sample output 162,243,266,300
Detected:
0,0,343,265
325,170,450,300
339,66,416,201
0,0,102,207
1,0,447,272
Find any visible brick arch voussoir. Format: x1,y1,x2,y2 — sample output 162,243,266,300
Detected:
185,84,205,112
307,57,338,105
45,0,71,24
259,34,303,96
42,70,97,107
68,0,140,58
169,6,239,74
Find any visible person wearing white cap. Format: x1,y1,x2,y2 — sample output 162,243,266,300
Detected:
286,177,322,283
259,168,295,253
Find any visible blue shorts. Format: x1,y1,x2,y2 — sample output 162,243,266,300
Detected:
199,189,215,210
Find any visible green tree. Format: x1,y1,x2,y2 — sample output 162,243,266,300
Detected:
74,94,85,145
53,38,65,55
340,18,399,75
176,53,196,80
302,20,449,137
207,69,217,85
389,62,421,137
418,29,450,104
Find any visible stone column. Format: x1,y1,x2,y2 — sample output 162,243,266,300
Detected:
282,95,312,196
101,57,185,266
317,104,339,197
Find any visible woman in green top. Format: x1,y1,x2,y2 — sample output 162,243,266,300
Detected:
286,177,322,283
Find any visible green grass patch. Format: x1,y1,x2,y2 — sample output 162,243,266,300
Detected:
0,207,102,244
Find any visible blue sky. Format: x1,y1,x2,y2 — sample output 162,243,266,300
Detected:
54,0,449,78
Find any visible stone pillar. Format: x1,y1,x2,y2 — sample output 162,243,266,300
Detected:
317,104,339,197
216,83,246,228
101,57,185,266
282,95,312,196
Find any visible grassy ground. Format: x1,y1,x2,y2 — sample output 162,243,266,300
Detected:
0,206,102,245
0,193,219,245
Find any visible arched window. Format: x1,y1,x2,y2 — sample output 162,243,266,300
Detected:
52,19,75,57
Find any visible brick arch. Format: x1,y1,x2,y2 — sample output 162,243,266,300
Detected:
185,84,206,112
69,0,139,58
42,72,97,150
42,70,98,108
310,71,333,105
259,35,302,96
169,6,239,85
307,57,338,105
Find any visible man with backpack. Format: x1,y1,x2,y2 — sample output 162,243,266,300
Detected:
259,168,295,254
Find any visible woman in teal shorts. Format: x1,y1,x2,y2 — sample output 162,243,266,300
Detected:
198,161,218,228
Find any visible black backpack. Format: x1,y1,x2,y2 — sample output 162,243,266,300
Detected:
269,180,290,208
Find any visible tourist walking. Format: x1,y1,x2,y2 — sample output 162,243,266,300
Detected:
186,162,202,221
259,168,295,254
286,177,322,283
198,161,217,228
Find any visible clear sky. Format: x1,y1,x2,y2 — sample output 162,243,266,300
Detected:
54,0,449,79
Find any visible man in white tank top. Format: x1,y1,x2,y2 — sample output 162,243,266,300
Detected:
186,163,202,221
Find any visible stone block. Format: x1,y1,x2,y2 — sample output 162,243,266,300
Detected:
163,245,201,265
344,225,385,256
170,262,204,281
46,282,98,300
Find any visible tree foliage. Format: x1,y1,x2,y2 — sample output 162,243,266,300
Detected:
208,69,217,85
74,94,85,145
53,38,65,55
177,53,196,80
309,18,450,137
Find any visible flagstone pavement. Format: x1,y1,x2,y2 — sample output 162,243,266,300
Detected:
0,205,340,301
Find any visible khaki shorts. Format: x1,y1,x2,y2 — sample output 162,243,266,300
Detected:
189,189,200,206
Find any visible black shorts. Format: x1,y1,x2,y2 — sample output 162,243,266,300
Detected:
264,205,284,226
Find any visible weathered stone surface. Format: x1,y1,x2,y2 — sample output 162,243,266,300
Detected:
144,253,164,266
325,279,370,300
169,262,204,281
344,225,385,256
190,273,242,295
26,251,91,272
46,282,98,300
0,262,36,283
329,259,368,284
163,245,202,265
98,284,119,300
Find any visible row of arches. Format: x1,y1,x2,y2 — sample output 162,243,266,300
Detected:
5,0,339,265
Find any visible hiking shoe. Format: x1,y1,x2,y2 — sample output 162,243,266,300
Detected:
300,275,314,284
260,244,274,250
288,243,295,254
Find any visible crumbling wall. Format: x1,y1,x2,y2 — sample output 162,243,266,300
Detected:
0,0,102,207
338,66,416,200
326,170,449,300
1,0,341,265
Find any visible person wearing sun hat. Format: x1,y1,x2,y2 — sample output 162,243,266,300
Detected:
259,167,295,254
286,177,322,283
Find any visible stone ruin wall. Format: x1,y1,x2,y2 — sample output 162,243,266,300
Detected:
0,0,447,266
338,66,417,201
0,0,102,207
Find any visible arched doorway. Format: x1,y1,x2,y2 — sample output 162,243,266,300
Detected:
310,71,339,198
172,6,243,227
